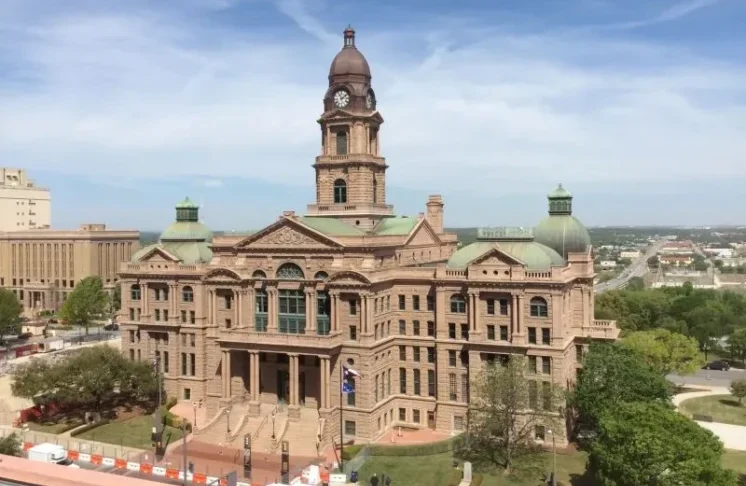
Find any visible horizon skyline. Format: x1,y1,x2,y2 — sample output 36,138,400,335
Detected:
2,0,745,227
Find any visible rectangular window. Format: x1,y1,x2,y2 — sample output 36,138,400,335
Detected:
225,318,232,329
542,328,551,345
399,408,406,422
349,325,357,341
184,388,191,400
347,380,356,406
450,298,466,313
535,425,545,441
181,353,187,375
399,320,406,335
528,356,537,373
449,373,457,401
461,374,468,402
460,324,469,341
576,344,584,362
190,353,196,376
413,409,421,424
449,350,457,367
413,320,420,336
163,352,169,373
413,370,421,395
129,330,135,343
413,347,421,362
542,381,552,411
224,295,232,309
190,334,196,347
350,300,357,315
399,368,407,394
427,347,435,364
190,311,196,324
499,299,509,315
137,349,141,361
387,369,391,396
399,295,406,310
427,321,435,337
542,356,551,375
487,299,495,315
129,308,135,320
448,323,456,339
375,375,379,403
428,370,436,397
181,310,187,323
129,349,135,360
500,325,509,341
413,295,420,311
528,327,537,344
399,346,406,361
427,294,434,311
163,310,169,321
344,420,356,437
154,309,161,321
487,325,495,340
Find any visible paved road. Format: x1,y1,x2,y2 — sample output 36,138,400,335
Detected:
667,368,745,388
596,240,667,293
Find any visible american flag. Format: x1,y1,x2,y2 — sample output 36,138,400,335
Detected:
342,366,361,393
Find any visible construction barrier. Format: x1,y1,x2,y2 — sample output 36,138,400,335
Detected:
193,472,207,484
90,454,103,465
166,469,179,479
67,450,79,461
23,442,33,451
139,463,152,475
114,458,126,469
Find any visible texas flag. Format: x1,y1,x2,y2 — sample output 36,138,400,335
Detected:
342,366,361,393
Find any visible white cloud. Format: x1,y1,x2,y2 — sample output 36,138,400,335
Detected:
0,1,744,195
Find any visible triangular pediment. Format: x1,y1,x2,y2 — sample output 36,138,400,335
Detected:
404,219,441,246
470,247,525,267
137,246,180,263
233,217,342,250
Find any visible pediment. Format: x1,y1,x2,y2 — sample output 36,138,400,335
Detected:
470,248,524,267
319,110,384,124
137,247,180,263
234,218,342,250
404,220,441,246
203,268,242,282
327,271,370,285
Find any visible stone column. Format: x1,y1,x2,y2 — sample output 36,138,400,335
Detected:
249,351,261,415
362,294,374,336
319,357,328,409
305,288,317,333
196,285,205,324
246,288,255,330
141,283,149,316
169,283,178,321
513,294,525,344
511,294,518,337
468,290,480,334
232,289,239,327
551,293,563,344
267,287,278,331
582,287,590,328
221,350,228,398
331,292,340,332
210,289,218,326
288,354,301,419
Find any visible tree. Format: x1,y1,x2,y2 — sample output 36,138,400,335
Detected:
622,329,704,376
0,432,22,456
626,276,645,291
570,343,671,436
730,379,746,405
12,346,157,413
58,276,109,335
111,285,122,315
588,402,736,486
647,255,659,267
0,288,23,345
727,328,746,364
456,356,558,474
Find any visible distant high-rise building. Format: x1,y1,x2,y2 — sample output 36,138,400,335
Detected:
0,168,51,231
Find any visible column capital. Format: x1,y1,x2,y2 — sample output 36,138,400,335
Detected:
467,289,480,297
248,350,259,356
287,353,299,358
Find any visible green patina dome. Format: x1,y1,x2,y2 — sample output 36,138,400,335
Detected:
131,197,213,264
448,227,565,270
534,184,591,258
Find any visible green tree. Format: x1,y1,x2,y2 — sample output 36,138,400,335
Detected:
58,276,109,335
647,255,659,267
570,343,671,436
626,276,645,291
111,285,122,315
622,329,704,376
456,356,558,474
0,288,23,345
727,328,746,364
588,402,736,486
0,432,22,456
730,379,746,405
12,346,157,413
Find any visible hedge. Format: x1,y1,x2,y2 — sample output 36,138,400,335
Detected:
70,419,111,437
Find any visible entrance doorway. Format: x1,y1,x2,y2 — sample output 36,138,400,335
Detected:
428,411,436,430
277,369,289,403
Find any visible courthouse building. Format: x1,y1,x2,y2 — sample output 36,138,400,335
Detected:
118,27,618,451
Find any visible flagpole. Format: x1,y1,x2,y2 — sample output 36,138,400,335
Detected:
339,364,344,472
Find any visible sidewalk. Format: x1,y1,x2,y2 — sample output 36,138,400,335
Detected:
673,386,746,451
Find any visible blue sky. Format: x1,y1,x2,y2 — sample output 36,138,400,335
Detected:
1,0,745,231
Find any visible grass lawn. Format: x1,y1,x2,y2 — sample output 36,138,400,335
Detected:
679,394,746,426
26,418,84,434
354,449,746,486
76,415,184,449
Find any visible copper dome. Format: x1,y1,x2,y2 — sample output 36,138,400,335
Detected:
328,26,371,80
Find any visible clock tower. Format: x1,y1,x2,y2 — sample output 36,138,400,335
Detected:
306,27,394,230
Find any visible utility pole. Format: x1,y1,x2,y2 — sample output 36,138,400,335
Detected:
182,422,188,486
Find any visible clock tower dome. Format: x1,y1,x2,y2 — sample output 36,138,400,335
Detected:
306,26,393,230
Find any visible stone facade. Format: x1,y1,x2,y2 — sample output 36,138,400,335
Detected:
0,224,140,315
117,27,618,451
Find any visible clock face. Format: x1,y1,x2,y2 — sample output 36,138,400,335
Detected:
366,91,375,110
333,90,350,108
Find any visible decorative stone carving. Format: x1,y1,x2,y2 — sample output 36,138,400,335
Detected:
253,226,325,247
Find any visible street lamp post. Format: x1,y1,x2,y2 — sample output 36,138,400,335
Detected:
271,409,276,440
193,402,197,428
546,429,557,486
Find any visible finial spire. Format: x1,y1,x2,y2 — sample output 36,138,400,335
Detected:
343,25,356,47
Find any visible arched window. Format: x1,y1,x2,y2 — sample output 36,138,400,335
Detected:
450,294,466,313
182,286,194,303
314,271,329,281
255,289,268,331
530,297,548,318
336,130,348,155
333,179,347,204
130,284,141,301
373,178,378,204
252,270,267,279
276,263,305,280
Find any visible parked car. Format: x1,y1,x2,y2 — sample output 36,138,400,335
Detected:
103,323,119,331
703,360,730,371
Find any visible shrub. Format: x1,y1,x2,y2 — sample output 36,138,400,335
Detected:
165,397,178,409
471,473,484,486
70,419,110,437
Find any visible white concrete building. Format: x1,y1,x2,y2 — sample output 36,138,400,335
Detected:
0,168,51,231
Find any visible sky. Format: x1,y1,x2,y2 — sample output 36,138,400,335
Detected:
1,0,745,231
